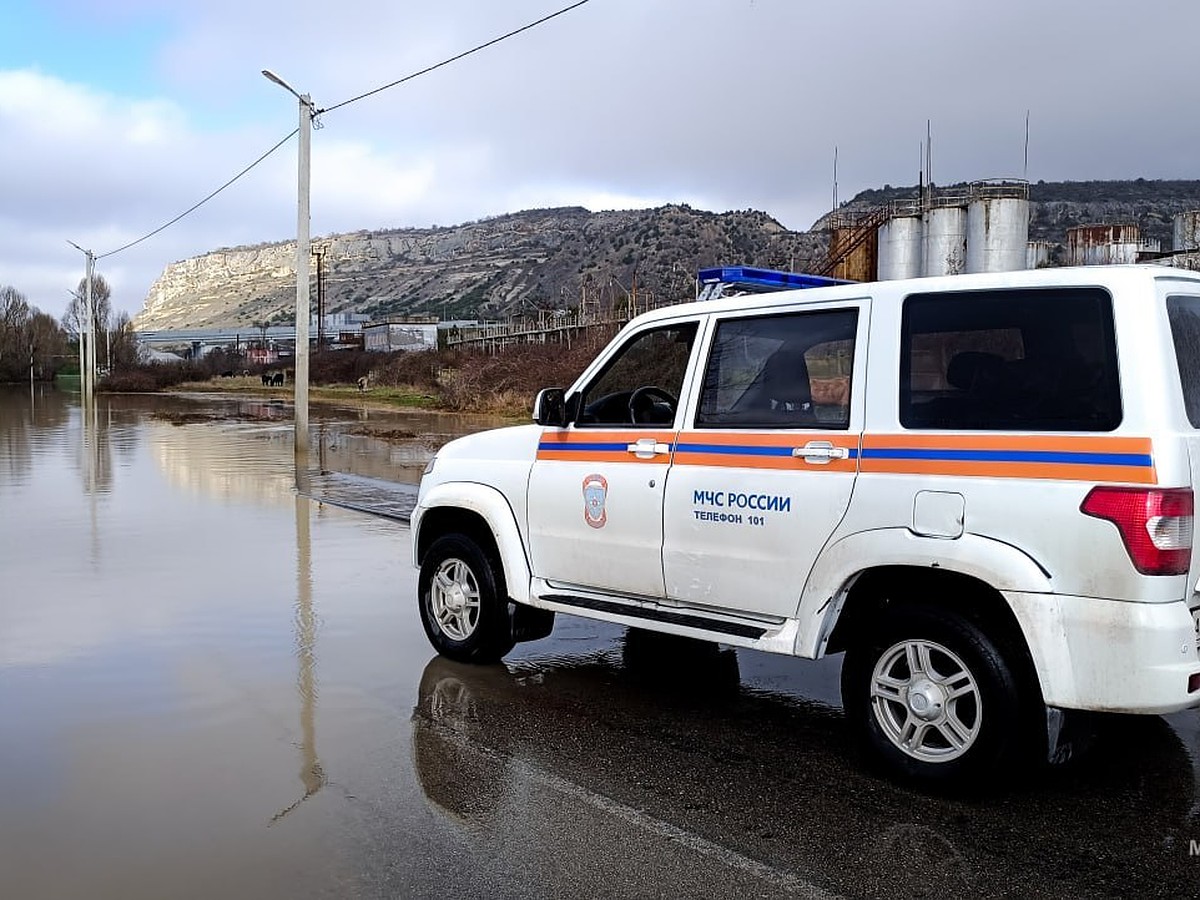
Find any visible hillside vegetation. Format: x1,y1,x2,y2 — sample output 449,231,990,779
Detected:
135,205,826,331
134,180,1200,331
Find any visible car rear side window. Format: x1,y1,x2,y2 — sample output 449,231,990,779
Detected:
1167,295,1200,428
901,287,1121,431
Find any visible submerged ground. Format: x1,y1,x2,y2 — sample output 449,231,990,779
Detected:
2,385,1198,898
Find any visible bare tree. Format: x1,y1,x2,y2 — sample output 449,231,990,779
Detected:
107,312,139,371
28,312,68,380
63,273,112,342
0,286,67,381
0,286,31,374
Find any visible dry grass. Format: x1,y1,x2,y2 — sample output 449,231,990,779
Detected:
150,341,601,416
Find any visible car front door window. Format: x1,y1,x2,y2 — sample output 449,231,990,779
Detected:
577,323,698,427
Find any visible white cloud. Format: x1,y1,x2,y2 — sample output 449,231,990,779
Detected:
6,0,1200,323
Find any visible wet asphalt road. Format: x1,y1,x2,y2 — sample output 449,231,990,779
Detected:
2,387,1199,899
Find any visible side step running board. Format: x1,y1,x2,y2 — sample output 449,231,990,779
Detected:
541,594,769,640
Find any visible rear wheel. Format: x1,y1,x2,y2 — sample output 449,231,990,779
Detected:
419,534,514,663
842,604,1035,784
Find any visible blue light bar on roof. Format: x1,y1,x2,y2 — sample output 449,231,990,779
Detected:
697,266,849,291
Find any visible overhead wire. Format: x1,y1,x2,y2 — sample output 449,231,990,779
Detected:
319,0,591,115
91,0,591,261
97,127,299,260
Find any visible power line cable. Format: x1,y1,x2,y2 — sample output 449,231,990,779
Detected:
92,0,590,260
319,0,591,115
97,127,299,259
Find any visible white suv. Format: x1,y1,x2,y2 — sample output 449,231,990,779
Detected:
412,265,1200,783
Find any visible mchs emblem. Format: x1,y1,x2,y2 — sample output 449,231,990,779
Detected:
582,473,608,529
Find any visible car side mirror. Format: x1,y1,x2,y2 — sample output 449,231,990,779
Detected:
532,388,568,427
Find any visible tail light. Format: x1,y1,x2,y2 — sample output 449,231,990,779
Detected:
1080,487,1193,576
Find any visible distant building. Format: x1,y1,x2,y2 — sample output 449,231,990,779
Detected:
246,347,280,365
363,317,439,352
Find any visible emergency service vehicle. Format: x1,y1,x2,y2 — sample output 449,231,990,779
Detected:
411,265,1200,783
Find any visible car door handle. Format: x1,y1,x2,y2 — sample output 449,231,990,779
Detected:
793,441,849,464
627,438,671,459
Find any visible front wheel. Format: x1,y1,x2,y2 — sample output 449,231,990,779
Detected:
841,604,1036,785
418,534,514,663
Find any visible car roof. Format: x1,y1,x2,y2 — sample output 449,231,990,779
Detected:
633,265,1200,326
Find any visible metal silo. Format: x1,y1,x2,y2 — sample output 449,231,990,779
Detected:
1174,211,1200,251
965,179,1029,274
923,202,967,277
1026,241,1053,269
827,211,879,282
1066,224,1150,266
1148,252,1200,272
877,202,924,280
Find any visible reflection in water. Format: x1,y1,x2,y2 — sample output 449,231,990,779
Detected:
272,494,325,822
874,823,973,894
82,397,101,568
151,417,296,505
79,395,111,496
0,384,70,485
4,385,1200,897
409,645,759,829
620,629,741,697
411,644,1200,899
304,403,509,486
2,388,564,897
76,394,152,496
145,395,501,505
412,660,506,829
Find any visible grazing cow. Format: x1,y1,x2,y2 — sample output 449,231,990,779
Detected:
261,373,271,386
271,372,285,387
357,375,368,393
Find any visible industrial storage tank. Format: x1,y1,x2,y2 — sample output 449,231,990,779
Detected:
1026,241,1054,269
877,206,923,280
1174,211,1200,251
828,212,878,282
923,203,967,276
965,179,1029,274
1066,224,1157,266
1148,252,1200,272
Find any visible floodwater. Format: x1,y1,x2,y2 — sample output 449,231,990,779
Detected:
2,384,1199,899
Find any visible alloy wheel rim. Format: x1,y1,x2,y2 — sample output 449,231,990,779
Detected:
430,557,481,641
869,638,982,763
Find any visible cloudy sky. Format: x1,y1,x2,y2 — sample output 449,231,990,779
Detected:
4,0,1199,322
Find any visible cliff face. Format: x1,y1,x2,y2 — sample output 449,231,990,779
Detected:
134,205,825,330
135,181,1200,330
137,245,296,330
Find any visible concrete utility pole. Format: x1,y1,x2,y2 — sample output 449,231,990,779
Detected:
313,244,326,353
68,240,96,401
85,250,95,399
263,68,315,458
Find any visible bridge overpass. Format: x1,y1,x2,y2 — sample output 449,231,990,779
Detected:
135,326,302,348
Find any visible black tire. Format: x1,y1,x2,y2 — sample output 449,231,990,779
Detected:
418,534,514,663
841,604,1036,785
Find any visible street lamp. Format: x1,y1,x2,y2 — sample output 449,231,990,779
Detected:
67,240,96,402
263,68,316,458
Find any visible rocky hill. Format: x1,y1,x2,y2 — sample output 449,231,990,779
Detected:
135,181,1200,330
134,205,826,330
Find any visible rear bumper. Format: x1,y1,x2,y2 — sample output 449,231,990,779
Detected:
1006,592,1200,714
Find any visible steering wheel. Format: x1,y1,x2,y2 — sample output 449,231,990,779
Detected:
628,385,678,424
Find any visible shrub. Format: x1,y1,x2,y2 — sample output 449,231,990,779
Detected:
100,362,206,392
